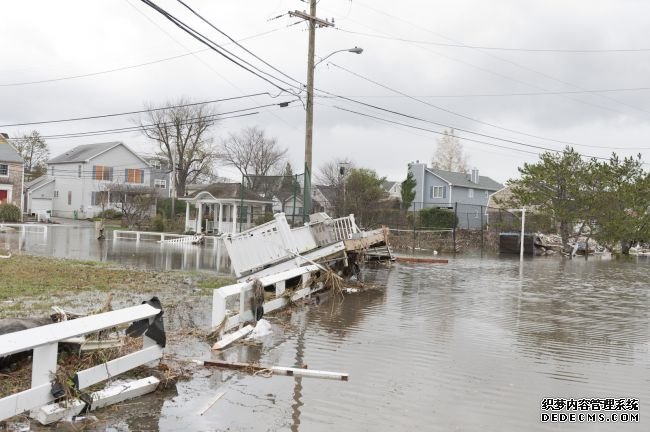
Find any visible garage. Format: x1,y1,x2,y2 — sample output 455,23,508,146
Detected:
30,197,52,216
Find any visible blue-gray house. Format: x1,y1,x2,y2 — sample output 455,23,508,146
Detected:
408,162,503,229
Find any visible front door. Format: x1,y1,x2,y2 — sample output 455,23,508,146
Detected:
0,190,7,203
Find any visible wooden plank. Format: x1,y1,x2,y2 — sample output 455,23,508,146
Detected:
0,383,53,422
198,391,225,416
0,304,161,357
32,377,160,425
212,325,253,351
395,257,448,264
74,345,163,390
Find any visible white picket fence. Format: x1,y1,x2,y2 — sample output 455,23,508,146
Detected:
0,223,48,235
0,303,164,423
211,264,325,349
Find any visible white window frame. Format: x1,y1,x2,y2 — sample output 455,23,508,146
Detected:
53,190,59,199
154,179,167,189
430,186,444,198
78,164,82,178
0,164,8,177
485,190,490,198
468,188,474,198
150,159,161,170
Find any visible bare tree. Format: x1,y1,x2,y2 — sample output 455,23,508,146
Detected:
138,97,218,196
316,158,354,216
219,126,287,192
431,129,468,173
12,130,49,178
108,183,156,229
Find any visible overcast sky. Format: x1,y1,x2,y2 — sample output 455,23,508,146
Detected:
3,0,650,184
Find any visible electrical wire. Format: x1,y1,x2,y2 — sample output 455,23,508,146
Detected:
0,93,276,128
325,62,650,151
336,28,650,53
139,0,303,95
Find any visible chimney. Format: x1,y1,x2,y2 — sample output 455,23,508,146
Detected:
471,168,479,184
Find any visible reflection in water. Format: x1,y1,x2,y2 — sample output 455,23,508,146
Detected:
166,258,649,432
0,226,232,273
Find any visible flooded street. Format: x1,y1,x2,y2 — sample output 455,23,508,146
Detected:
0,226,231,273
2,226,649,431
106,256,648,431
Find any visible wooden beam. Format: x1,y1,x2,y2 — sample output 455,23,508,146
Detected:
212,325,254,350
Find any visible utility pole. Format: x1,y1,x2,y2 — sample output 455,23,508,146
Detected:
290,3,334,223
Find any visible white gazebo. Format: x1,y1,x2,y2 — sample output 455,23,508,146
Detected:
181,183,272,234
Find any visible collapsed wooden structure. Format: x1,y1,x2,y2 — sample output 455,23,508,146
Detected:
211,212,391,349
0,300,166,425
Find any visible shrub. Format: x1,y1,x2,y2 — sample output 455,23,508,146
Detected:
0,203,21,222
97,209,123,219
419,207,458,229
254,212,274,226
151,215,165,232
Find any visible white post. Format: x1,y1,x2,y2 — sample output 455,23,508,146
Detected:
185,202,190,232
232,203,238,234
218,203,223,234
213,204,217,234
197,202,203,233
520,208,526,263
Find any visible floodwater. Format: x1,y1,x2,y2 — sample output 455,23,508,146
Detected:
0,225,231,273
105,257,649,431
2,226,650,431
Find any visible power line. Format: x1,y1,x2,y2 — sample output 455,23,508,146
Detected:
139,0,303,95
0,93,274,128
325,86,650,98
0,26,292,88
333,3,641,117
331,105,608,159
176,0,304,87
326,62,650,151
336,28,650,53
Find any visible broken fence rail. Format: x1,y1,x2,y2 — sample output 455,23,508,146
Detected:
199,360,349,381
0,303,164,423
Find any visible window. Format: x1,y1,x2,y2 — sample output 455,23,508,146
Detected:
53,190,59,199
0,164,7,176
468,188,474,198
430,186,444,198
150,159,161,169
126,168,144,184
78,165,82,178
154,179,166,189
51,166,55,176
475,209,480,219
93,165,112,181
67,191,72,205
485,190,490,198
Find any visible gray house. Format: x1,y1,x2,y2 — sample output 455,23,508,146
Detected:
408,162,503,229
28,142,151,218
0,134,24,209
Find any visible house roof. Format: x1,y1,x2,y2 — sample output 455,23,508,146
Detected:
25,176,54,191
0,142,23,164
314,185,337,204
382,180,400,191
427,168,503,191
185,182,271,203
48,141,147,165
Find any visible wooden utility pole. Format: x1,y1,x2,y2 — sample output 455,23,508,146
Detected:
290,3,334,222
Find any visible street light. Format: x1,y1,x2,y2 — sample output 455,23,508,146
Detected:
303,46,363,223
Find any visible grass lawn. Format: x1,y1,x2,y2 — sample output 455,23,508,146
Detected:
0,254,234,318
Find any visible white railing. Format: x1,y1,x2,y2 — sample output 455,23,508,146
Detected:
330,215,360,242
222,213,301,277
211,265,322,348
292,225,318,253
0,303,164,423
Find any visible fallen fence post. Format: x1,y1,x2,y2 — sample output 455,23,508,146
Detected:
199,360,349,381
198,391,226,416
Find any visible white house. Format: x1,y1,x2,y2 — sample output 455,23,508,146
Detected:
27,142,151,219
